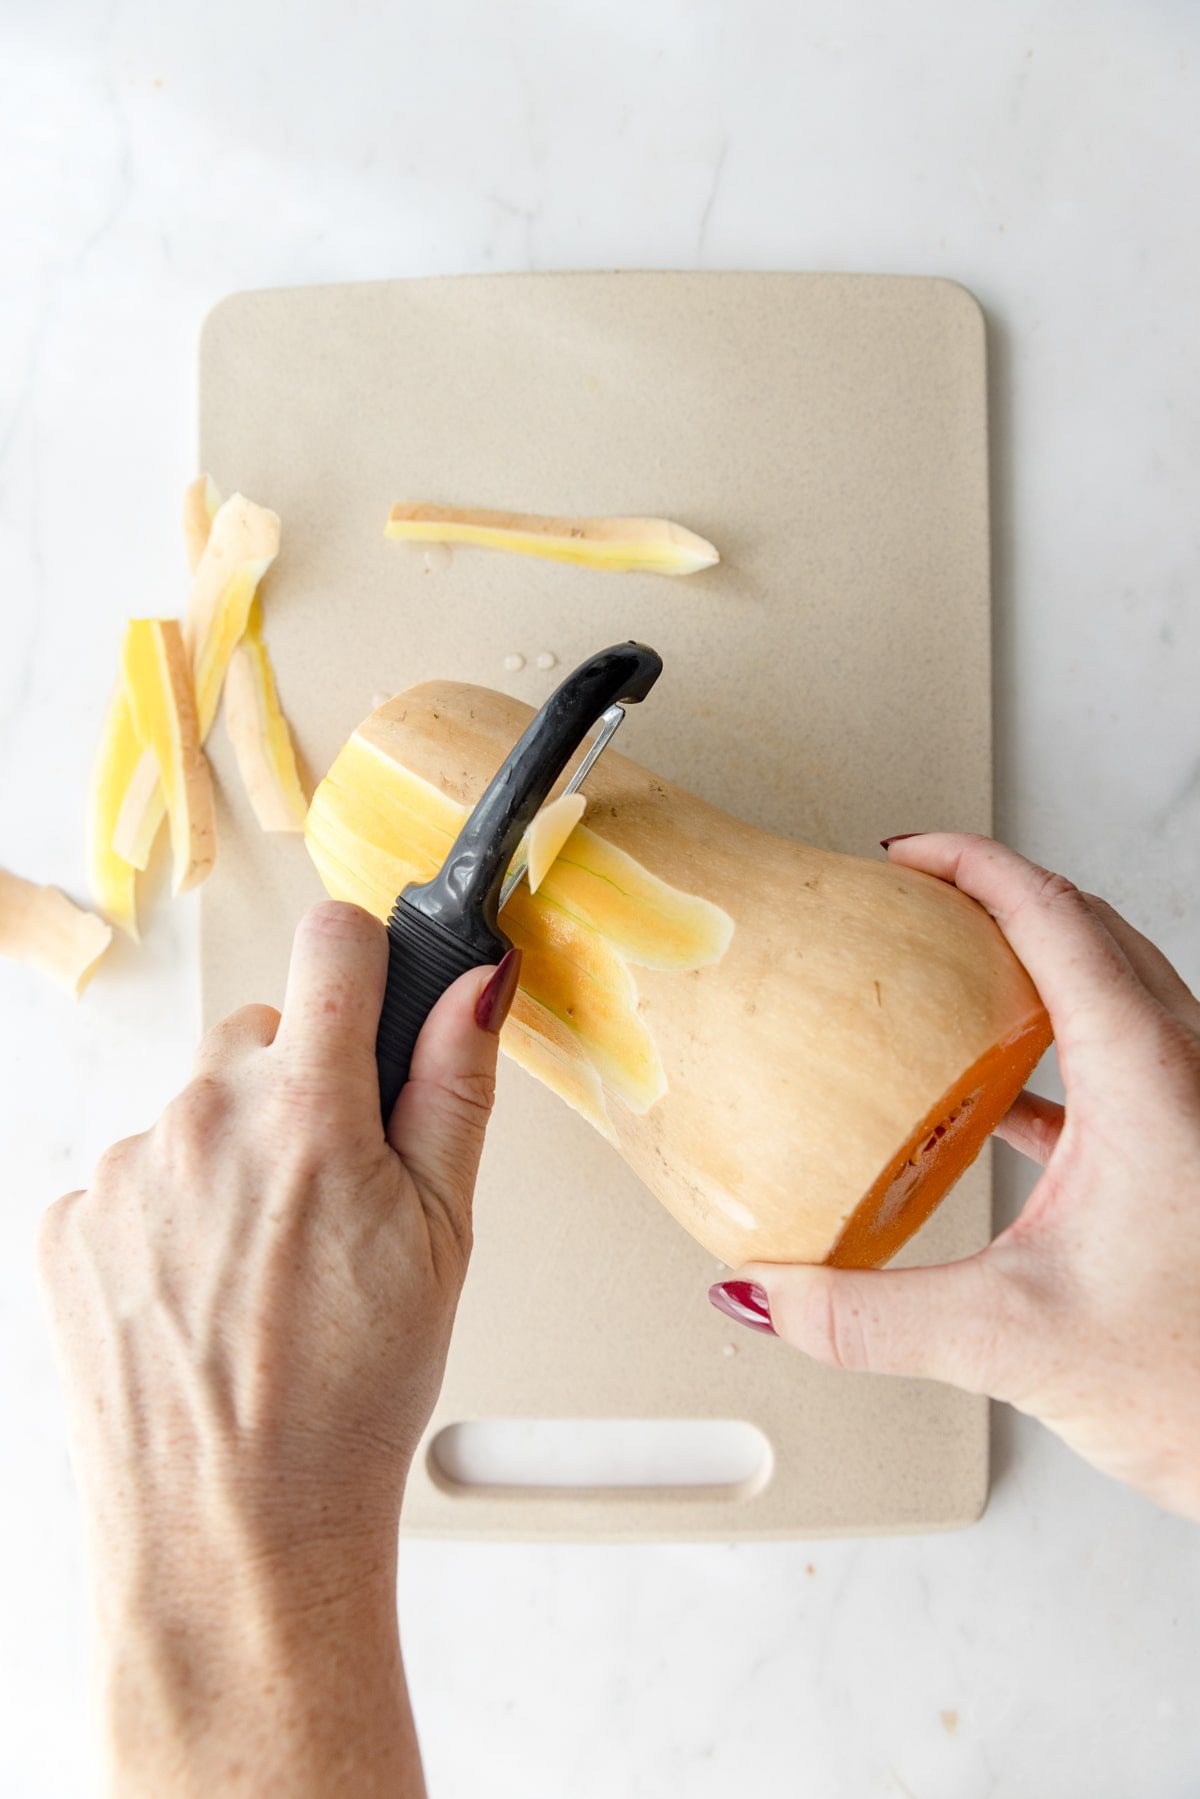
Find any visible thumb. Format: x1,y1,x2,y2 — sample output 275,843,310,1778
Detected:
712,1253,1032,1399
386,947,522,1214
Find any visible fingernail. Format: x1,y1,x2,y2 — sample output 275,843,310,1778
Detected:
880,833,922,851
475,948,522,1034
708,1279,775,1336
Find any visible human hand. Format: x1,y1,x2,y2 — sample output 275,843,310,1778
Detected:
38,901,520,1795
710,835,1200,1522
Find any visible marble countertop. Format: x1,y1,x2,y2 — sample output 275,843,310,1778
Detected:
2,2,1198,1794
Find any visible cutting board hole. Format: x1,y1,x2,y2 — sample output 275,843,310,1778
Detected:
430,1419,771,1495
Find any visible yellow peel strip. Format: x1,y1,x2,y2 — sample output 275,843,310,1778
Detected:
386,504,719,575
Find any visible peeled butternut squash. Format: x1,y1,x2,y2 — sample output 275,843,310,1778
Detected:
523,791,587,894
308,683,1051,1269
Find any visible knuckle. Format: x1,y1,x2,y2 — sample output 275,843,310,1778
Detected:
1003,866,1084,933
1035,868,1081,908
789,1272,874,1373
437,1068,497,1119
91,1134,142,1192
234,1002,281,1034
822,1280,874,1373
298,899,382,951
1079,892,1137,940
159,1076,230,1159
200,1003,280,1059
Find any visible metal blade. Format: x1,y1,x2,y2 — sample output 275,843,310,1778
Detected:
499,703,625,909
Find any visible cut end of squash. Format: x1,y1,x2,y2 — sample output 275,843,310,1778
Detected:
826,1010,1053,1269
0,867,113,997
120,617,216,895
223,599,309,832
524,792,586,894
385,503,719,575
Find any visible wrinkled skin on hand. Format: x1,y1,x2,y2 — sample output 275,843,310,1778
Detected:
39,902,519,1795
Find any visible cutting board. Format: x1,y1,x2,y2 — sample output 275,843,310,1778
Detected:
199,272,992,1538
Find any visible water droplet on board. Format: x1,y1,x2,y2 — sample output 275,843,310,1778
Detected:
371,691,389,709
722,1342,738,1358
503,653,526,672
535,651,558,671
422,544,452,574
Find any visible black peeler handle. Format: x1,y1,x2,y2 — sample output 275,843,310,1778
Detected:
375,642,662,1123
375,902,495,1123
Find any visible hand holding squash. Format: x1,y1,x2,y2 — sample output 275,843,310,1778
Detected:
713,834,1200,1523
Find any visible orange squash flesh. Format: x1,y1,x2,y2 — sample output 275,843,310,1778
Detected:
828,1017,1048,1267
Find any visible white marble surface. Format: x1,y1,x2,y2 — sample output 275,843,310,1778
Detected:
2,2,1199,1794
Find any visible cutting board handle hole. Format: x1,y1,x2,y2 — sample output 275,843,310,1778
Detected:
429,1419,772,1497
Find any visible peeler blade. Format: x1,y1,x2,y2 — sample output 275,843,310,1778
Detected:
498,703,626,909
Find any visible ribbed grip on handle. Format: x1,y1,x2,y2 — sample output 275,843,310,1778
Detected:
376,898,492,1122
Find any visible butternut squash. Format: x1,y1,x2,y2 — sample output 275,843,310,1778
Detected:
307,683,1051,1269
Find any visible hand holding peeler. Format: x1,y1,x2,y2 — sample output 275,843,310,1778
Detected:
374,641,663,1120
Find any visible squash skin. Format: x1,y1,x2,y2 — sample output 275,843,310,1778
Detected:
309,682,1052,1268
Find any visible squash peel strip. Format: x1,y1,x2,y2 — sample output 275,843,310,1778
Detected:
386,503,719,576
120,618,216,894
223,598,309,831
0,866,112,997
524,793,586,894
114,494,281,869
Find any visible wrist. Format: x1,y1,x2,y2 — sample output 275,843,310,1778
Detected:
92,1492,405,1794
100,1537,404,1795
87,1438,405,1614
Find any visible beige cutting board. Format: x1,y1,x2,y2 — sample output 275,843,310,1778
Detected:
199,273,992,1538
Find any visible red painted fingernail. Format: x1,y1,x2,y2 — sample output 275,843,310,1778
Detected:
880,833,922,851
475,948,522,1034
708,1280,775,1335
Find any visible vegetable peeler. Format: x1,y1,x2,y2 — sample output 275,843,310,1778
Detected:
374,641,663,1120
